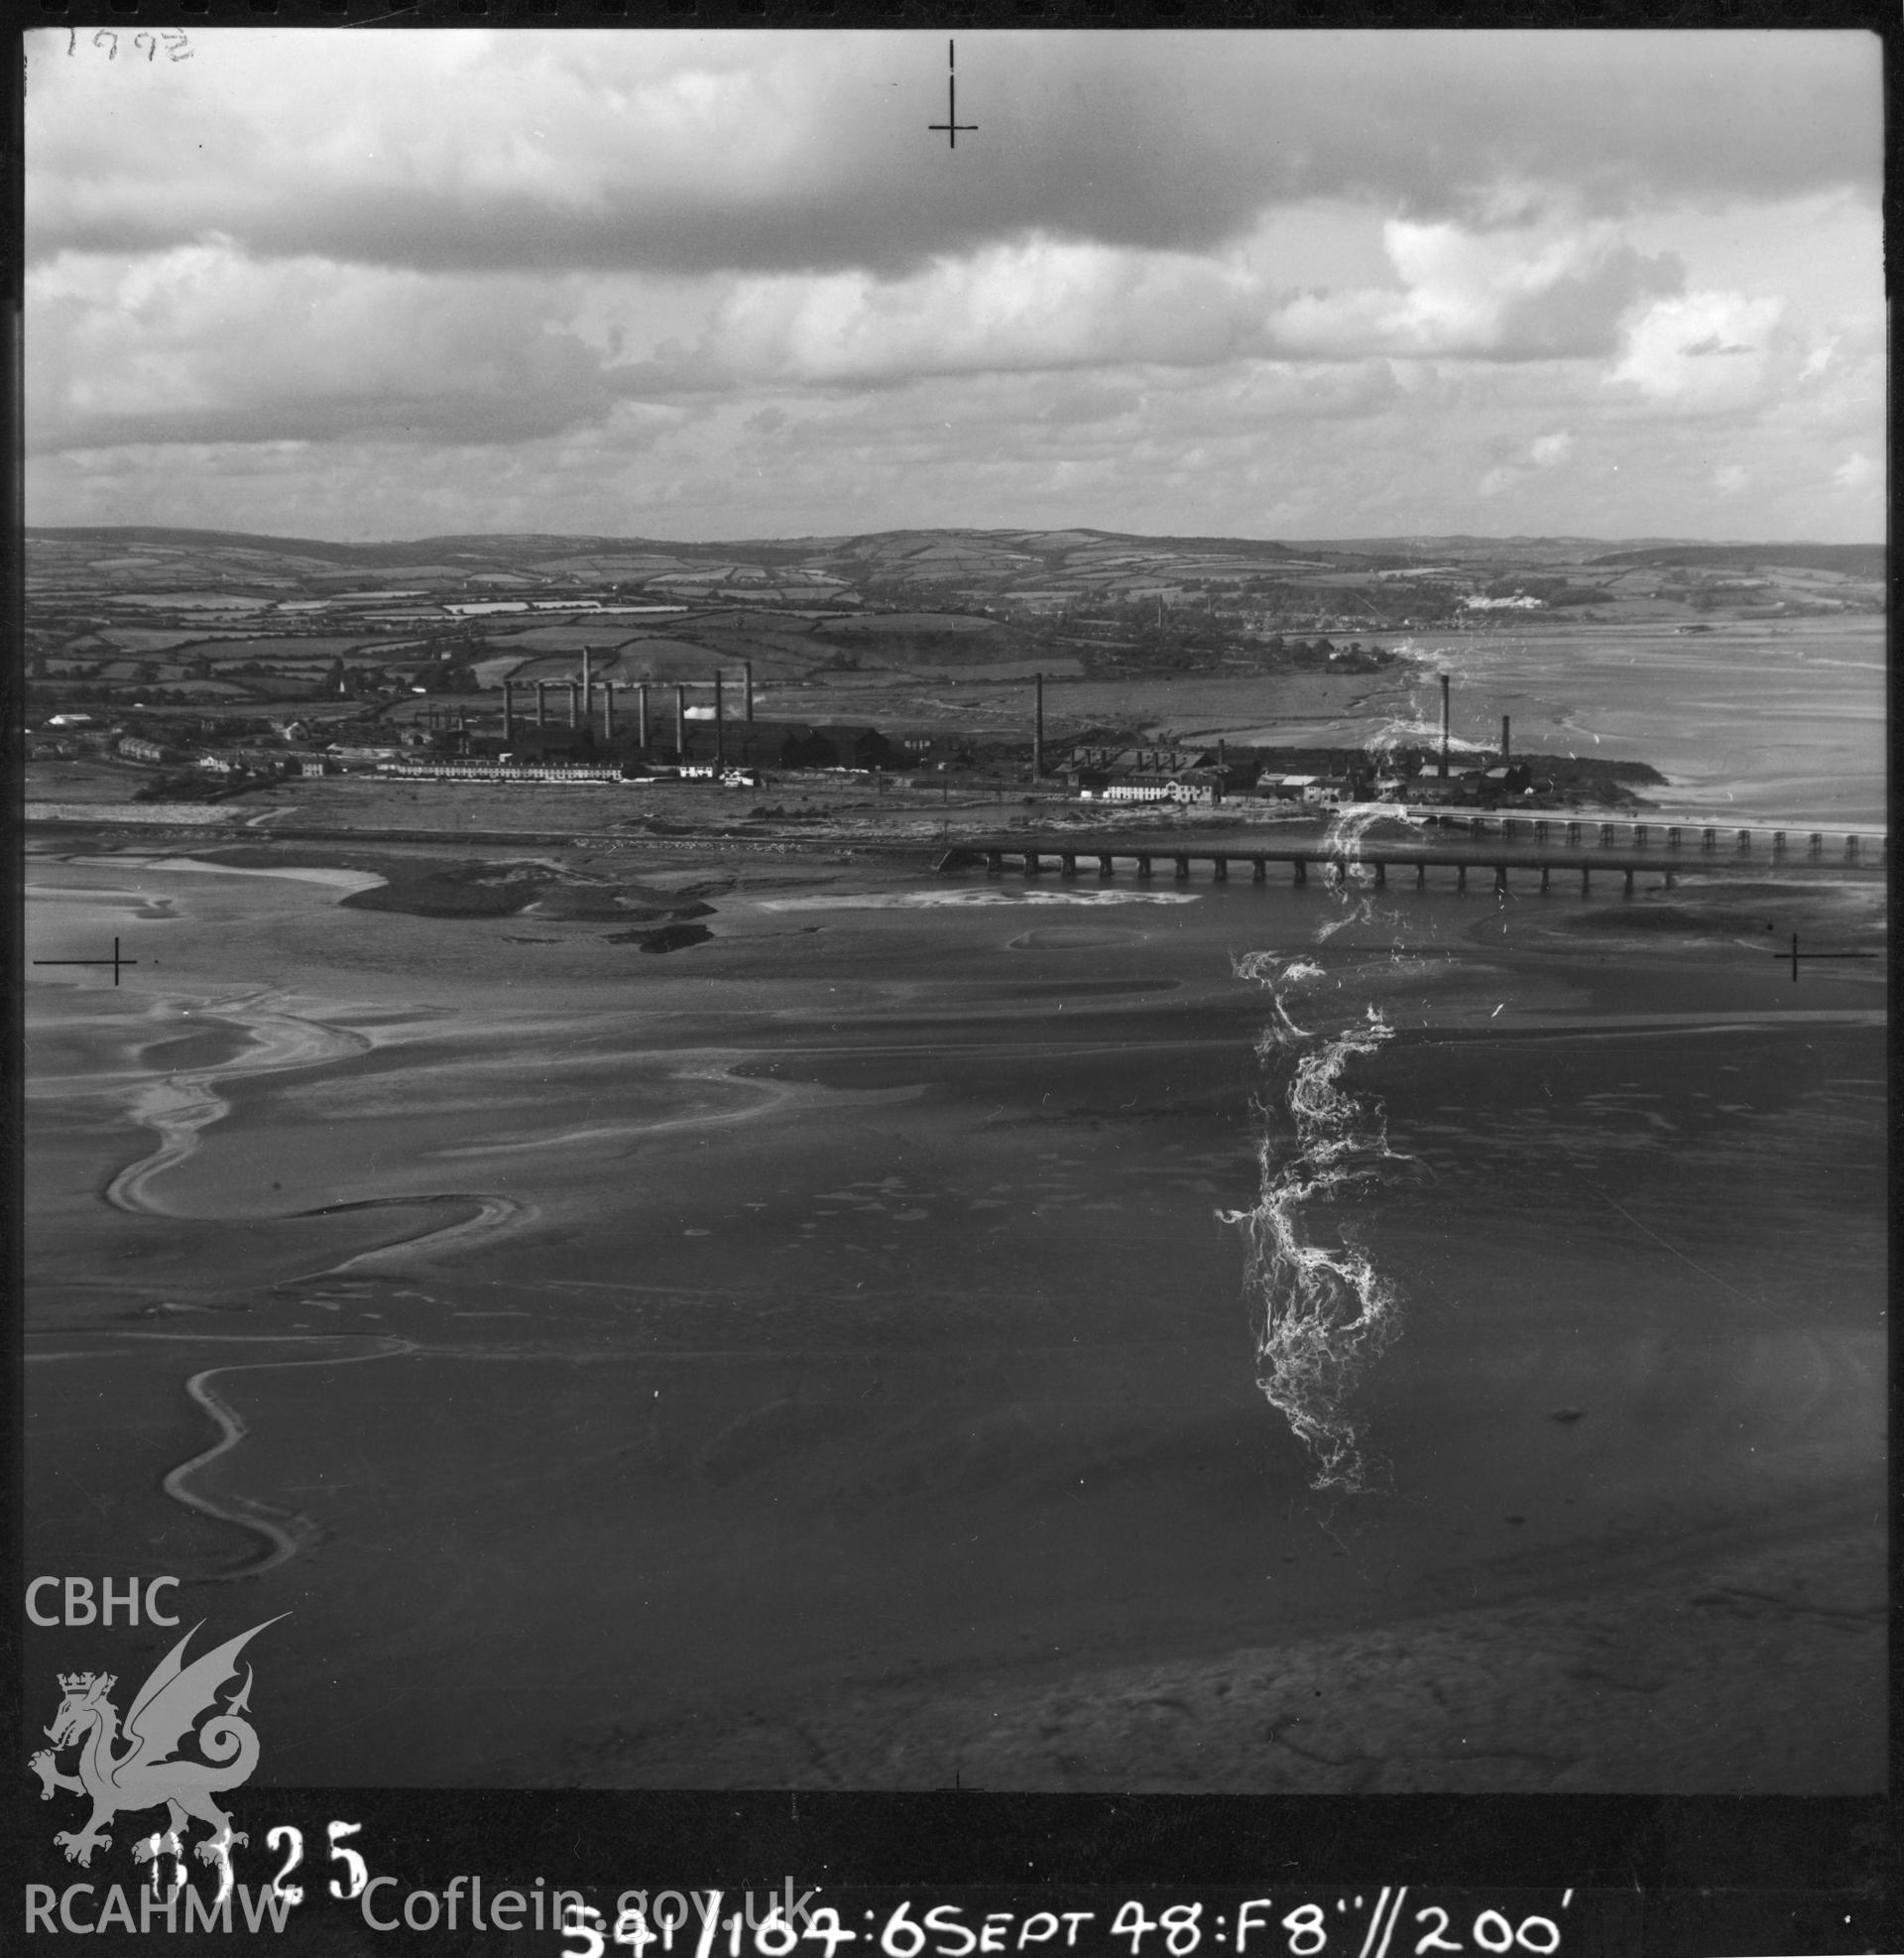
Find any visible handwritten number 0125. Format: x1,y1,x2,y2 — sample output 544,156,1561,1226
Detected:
67,28,191,60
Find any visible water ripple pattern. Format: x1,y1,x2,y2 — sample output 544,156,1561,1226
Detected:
151,1333,418,1579
96,991,534,1270
65,985,521,1573
103,993,373,1217
1222,807,1408,1491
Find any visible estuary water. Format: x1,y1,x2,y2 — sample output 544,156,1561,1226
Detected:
1247,619,1886,826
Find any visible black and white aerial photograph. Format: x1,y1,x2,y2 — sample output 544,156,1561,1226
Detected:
23,23,1885,1816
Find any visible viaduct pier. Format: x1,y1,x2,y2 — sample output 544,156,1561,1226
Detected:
938,815,1887,898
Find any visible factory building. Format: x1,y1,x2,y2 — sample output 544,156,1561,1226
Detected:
378,760,624,784
1067,741,1244,805
1252,774,1340,804
1394,759,1541,807
498,715,901,776
1084,778,1223,805
697,720,900,774
1479,762,1537,799
1070,743,1219,778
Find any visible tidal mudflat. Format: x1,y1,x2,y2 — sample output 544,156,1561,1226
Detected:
25,839,1884,1790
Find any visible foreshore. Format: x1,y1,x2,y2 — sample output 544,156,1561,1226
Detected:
25,819,1886,1791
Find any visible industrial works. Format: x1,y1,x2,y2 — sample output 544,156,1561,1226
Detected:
63,653,1656,817
392,664,1557,804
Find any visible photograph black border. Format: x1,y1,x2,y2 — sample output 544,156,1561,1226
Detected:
8,8,1897,1953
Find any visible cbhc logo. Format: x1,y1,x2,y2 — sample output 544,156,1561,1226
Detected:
27,1577,181,1626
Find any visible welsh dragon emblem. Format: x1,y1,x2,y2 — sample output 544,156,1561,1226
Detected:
30,1617,284,1872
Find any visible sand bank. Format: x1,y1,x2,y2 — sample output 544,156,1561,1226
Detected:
129,855,390,894
29,800,252,825
536,1525,1882,1792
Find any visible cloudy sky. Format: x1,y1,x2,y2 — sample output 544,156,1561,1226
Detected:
26,28,1884,544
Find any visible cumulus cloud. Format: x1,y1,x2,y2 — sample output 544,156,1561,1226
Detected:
1606,290,1787,414
27,247,655,451
611,216,1683,396
1269,221,1680,362
623,238,1272,389
28,227,1419,460
25,29,1880,279
20,29,1884,544
23,349,1878,544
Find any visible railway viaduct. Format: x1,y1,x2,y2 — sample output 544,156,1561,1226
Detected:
938,813,1887,898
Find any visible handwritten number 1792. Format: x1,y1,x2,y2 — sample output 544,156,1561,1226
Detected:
68,27,192,61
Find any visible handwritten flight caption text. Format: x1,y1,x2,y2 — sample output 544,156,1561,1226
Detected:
562,1889,1580,1958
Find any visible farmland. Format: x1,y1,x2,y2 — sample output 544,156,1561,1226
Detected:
25,525,1884,771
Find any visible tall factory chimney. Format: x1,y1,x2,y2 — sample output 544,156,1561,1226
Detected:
503,680,516,743
637,683,651,754
675,683,688,761
714,671,726,771
1439,673,1451,778
1033,673,1045,778
536,681,548,729
744,661,755,723
1500,714,1510,762
603,682,616,740
568,681,581,729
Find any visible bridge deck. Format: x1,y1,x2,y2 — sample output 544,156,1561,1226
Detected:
940,832,1886,886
